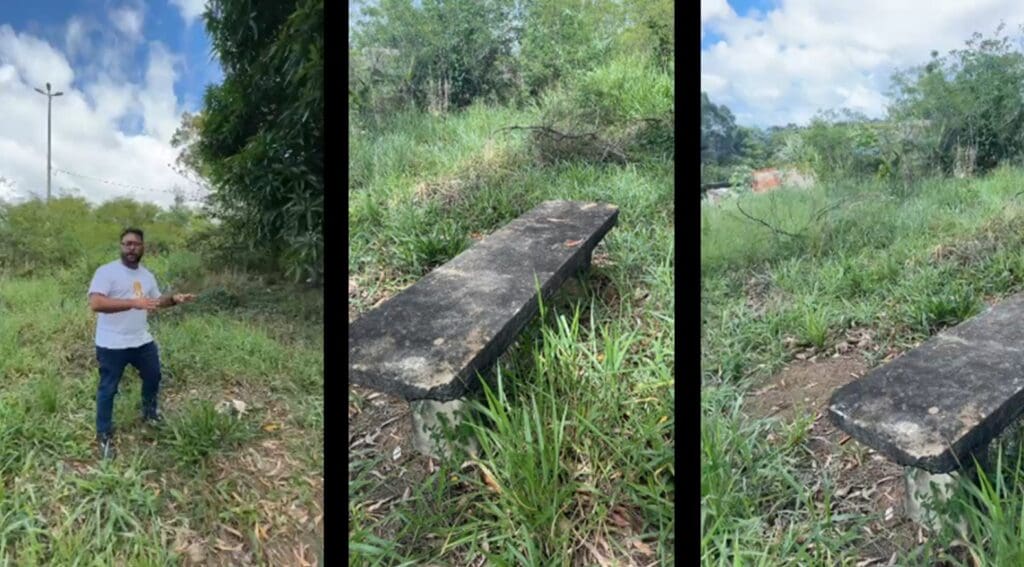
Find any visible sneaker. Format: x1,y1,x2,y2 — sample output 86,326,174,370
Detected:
97,433,116,460
142,411,164,426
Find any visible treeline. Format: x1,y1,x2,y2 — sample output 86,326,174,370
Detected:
171,0,323,285
0,195,208,274
348,0,675,163
701,23,1024,192
350,0,672,116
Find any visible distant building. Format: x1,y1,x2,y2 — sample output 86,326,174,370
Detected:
752,169,782,193
706,188,734,205
751,167,814,193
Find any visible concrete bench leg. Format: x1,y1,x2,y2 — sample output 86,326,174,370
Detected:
578,249,592,274
904,468,963,533
410,399,479,459
903,447,990,534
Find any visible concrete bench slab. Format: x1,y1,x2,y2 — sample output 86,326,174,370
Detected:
828,293,1024,474
349,200,619,404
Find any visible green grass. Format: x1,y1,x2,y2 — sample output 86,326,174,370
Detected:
348,100,675,564
701,166,1024,563
0,259,323,563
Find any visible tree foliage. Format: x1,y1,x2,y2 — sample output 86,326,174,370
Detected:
888,23,1024,176
518,0,621,96
194,0,323,284
0,196,201,274
350,0,674,117
352,0,519,115
701,92,744,165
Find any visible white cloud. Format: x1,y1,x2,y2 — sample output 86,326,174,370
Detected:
110,6,144,42
139,43,184,143
169,0,208,25
701,0,1024,126
65,16,90,59
0,26,74,90
0,23,206,207
701,0,735,39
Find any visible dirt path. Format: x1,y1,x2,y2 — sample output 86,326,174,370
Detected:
745,354,921,562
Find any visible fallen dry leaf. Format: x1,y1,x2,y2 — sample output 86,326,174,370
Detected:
262,422,282,433
461,460,502,494
366,496,395,513
215,539,243,552
609,507,631,529
582,540,614,567
631,538,654,556
835,485,855,498
220,524,243,540
480,464,502,494
565,238,584,248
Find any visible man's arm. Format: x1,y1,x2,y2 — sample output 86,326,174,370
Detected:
154,293,197,309
89,293,159,313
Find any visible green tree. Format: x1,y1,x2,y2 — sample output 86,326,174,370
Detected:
353,0,518,114
195,0,323,284
156,190,194,228
701,92,743,165
94,198,161,228
170,112,210,191
616,0,673,69
889,23,1024,175
518,0,622,96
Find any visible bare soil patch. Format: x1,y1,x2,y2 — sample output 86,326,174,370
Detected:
348,385,432,521
746,355,922,562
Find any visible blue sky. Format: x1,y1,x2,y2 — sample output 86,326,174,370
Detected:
4,0,221,124
701,0,1024,128
701,0,774,50
0,0,221,205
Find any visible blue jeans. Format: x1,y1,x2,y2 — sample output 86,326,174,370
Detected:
96,341,162,436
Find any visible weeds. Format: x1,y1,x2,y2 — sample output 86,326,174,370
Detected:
702,167,1024,563
164,400,253,467
349,95,674,564
0,252,322,563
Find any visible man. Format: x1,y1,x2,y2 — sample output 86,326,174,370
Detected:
88,228,195,459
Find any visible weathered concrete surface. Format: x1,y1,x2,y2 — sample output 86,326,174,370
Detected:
410,399,479,459
349,200,619,402
828,293,1024,473
904,467,965,534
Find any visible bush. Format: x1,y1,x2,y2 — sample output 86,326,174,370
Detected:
0,196,200,277
532,56,673,164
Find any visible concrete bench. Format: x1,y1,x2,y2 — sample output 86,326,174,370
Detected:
828,293,1024,528
349,200,619,456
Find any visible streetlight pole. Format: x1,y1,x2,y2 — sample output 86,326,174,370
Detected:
33,82,63,202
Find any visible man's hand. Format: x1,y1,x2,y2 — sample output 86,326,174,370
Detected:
173,293,196,305
133,297,161,312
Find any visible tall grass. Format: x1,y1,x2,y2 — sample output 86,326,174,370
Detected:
0,206,323,562
701,165,1024,563
348,61,675,563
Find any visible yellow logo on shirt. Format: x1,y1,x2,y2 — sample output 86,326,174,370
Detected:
133,281,143,298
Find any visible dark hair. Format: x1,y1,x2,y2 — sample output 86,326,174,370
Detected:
120,228,144,242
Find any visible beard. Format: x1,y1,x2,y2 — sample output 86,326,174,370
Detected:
121,251,143,266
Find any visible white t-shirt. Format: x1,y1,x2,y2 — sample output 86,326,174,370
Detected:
88,260,161,349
